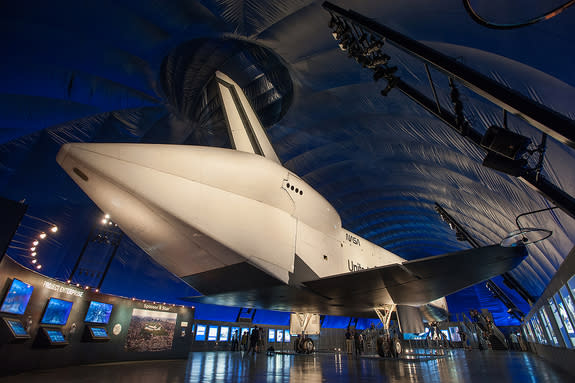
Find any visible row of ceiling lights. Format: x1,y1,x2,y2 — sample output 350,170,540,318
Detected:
29,225,58,271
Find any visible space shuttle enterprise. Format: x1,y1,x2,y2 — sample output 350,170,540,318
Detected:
57,71,526,325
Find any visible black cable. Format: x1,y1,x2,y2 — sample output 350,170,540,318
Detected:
462,0,575,30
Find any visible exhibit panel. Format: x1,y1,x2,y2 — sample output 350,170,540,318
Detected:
0,256,194,376
522,246,575,376
189,319,292,352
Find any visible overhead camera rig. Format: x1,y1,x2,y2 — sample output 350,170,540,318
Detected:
323,1,575,221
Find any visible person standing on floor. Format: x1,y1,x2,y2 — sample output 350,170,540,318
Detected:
354,330,362,356
247,326,260,355
345,327,353,354
241,330,249,351
231,330,239,351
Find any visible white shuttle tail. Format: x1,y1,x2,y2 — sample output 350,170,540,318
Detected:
214,71,281,164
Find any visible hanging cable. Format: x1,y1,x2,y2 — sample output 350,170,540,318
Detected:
462,0,575,30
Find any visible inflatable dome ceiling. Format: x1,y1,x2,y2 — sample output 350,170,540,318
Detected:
1,0,574,325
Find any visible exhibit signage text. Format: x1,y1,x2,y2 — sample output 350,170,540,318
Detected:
143,303,173,311
42,280,84,297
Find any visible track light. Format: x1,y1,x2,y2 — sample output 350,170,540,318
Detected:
481,126,531,160
50,226,58,233
36,265,42,270
39,233,46,239
33,240,39,246
482,152,528,177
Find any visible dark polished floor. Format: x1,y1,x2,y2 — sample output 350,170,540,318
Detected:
0,350,572,382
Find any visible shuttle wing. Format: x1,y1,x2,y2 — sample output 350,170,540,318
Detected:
303,245,527,307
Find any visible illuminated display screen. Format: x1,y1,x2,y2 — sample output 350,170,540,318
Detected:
284,330,291,343
85,301,113,324
548,298,572,348
0,279,34,315
524,321,535,342
89,327,109,338
531,317,545,344
448,327,461,342
568,276,575,297
539,307,558,346
268,329,275,342
41,298,74,325
554,294,575,345
276,329,283,342
6,319,27,336
45,329,66,343
195,324,206,341
219,326,229,342
208,326,218,341
560,286,575,323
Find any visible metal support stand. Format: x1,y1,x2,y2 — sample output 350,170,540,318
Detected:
374,304,396,331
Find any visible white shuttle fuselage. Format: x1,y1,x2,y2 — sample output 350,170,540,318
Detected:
56,143,404,290
57,71,525,317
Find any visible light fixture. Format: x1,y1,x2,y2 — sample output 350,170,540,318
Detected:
50,226,58,233
30,247,36,251
501,206,559,247
102,219,108,224
31,252,36,257
76,283,80,287
36,265,42,269
95,289,99,293
39,233,46,239
33,240,39,246
481,126,531,160
85,286,89,290
32,259,37,264
67,280,71,284
105,214,110,219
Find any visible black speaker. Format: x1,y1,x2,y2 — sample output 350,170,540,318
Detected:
482,152,528,177
481,126,531,160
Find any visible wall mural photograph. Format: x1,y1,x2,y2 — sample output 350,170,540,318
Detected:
125,308,178,352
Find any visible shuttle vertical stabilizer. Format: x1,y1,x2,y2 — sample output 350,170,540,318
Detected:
215,71,281,164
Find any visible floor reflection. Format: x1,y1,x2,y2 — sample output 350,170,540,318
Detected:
0,349,572,382
183,350,573,383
